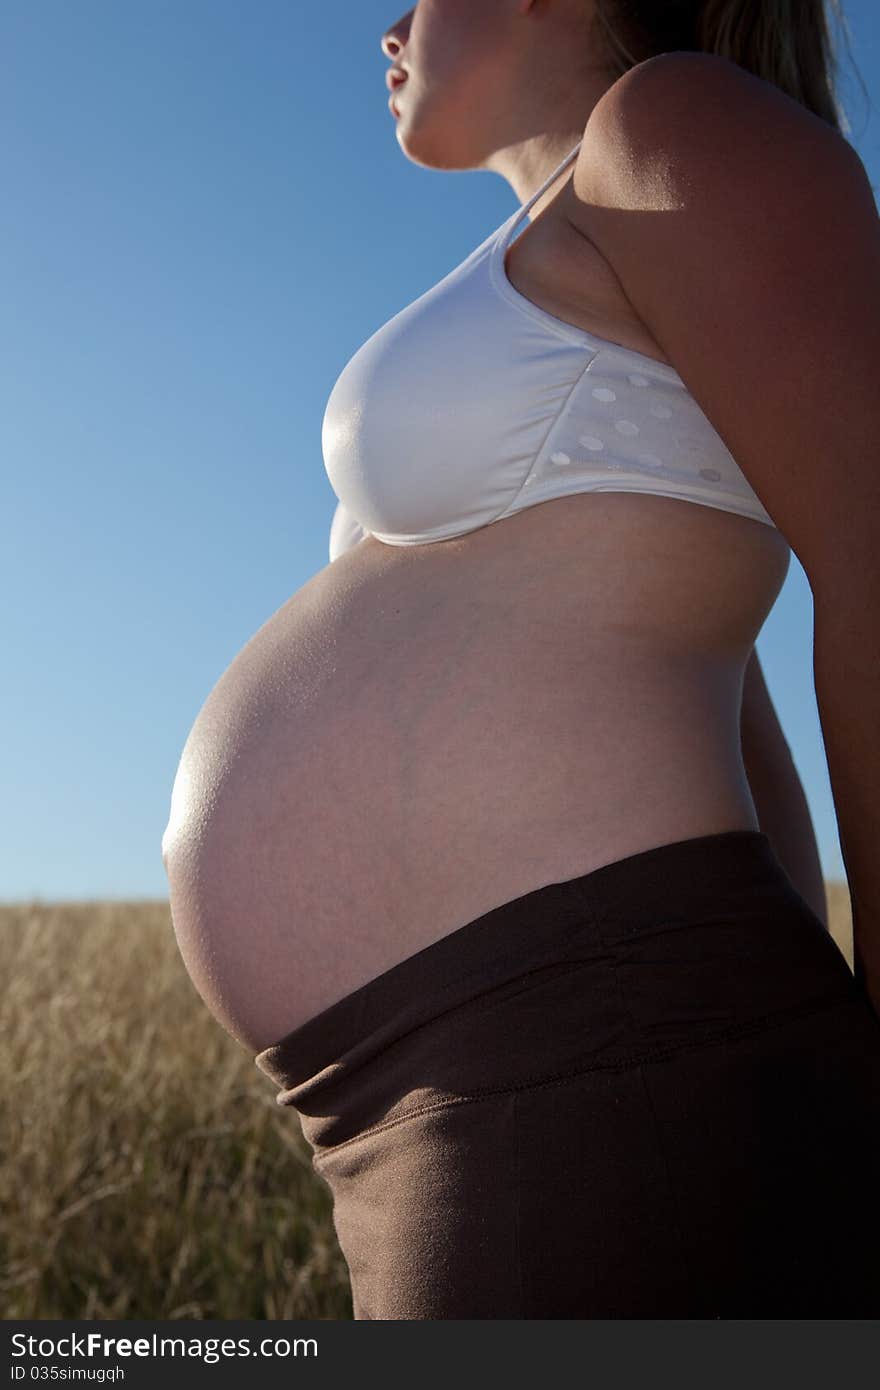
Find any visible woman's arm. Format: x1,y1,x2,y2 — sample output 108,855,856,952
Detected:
740,649,827,928
572,53,880,1013
811,586,880,1011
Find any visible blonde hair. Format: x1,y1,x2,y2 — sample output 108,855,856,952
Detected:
591,0,859,136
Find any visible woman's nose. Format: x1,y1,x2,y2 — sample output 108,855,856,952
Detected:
381,9,413,60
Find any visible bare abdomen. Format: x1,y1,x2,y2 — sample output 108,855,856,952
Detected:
162,492,790,1051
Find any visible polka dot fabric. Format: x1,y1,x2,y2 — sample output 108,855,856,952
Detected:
504,353,760,521
325,139,777,562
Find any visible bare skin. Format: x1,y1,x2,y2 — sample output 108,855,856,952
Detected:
162,2,792,1052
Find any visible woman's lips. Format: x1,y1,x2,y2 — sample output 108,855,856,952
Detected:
387,79,406,116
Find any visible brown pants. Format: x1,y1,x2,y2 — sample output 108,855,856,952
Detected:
255,830,880,1318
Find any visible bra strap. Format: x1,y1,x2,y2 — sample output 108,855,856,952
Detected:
502,137,584,246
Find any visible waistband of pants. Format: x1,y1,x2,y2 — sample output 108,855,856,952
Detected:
253,830,853,1145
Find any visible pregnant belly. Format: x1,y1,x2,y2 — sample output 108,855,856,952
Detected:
162,494,784,1051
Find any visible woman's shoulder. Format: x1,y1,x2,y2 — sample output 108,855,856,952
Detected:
575,48,861,216
567,48,878,592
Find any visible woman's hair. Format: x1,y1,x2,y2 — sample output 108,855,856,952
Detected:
590,0,859,137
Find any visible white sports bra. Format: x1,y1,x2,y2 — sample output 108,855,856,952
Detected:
324,138,777,562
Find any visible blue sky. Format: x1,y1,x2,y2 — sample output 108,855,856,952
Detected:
3,1,877,900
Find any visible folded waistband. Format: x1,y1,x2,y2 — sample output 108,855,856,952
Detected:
254,830,851,1151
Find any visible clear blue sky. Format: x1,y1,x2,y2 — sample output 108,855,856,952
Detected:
3,1,877,900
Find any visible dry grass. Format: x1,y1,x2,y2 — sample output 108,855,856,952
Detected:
825,881,854,969
0,887,854,1320
0,901,352,1320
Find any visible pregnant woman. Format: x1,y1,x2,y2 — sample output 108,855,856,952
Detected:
162,1,880,1318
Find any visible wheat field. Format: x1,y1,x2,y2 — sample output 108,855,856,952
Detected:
0,887,855,1321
